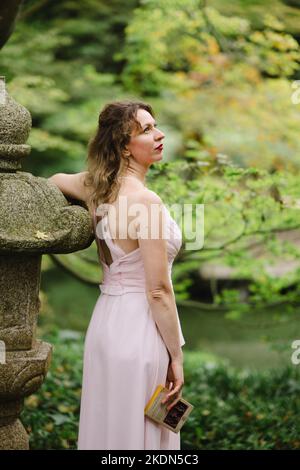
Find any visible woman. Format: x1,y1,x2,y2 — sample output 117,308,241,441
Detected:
48,100,185,450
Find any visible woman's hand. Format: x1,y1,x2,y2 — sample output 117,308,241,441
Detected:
162,358,184,411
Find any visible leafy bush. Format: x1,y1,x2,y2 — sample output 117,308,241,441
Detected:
183,352,300,449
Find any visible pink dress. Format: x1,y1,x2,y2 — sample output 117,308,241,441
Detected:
77,204,185,450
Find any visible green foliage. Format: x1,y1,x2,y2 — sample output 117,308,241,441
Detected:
118,2,300,96
116,2,300,170
211,0,300,36
21,330,300,449
18,0,140,72
145,157,300,313
0,1,139,176
183,352,300,449
2,0,300,171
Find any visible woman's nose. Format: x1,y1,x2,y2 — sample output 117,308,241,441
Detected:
156,128,165,139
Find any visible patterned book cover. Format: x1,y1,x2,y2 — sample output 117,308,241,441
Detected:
144,384,194,433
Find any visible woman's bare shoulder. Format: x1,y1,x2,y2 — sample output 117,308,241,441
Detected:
132,187,163,206
129,188,164,233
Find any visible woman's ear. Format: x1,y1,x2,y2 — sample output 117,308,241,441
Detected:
123,148,131,158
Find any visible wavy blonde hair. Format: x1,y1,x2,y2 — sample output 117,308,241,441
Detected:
84,99,155,216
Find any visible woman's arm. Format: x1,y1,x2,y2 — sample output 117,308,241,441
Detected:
135,189,183,363
48,171,89,202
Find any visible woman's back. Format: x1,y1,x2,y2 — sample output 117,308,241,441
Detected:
94,176,147,260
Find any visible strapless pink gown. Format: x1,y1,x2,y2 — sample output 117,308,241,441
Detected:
77,204,185,450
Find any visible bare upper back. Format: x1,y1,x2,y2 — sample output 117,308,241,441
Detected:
102,185,162,255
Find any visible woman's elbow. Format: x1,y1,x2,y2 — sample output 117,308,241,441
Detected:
147,283,174,302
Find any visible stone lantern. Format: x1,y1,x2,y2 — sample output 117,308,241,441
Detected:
0,77,94,449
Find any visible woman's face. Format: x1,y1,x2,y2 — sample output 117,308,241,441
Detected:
125,108,165,166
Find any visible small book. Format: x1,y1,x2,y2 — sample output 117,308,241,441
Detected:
144,384,194,433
